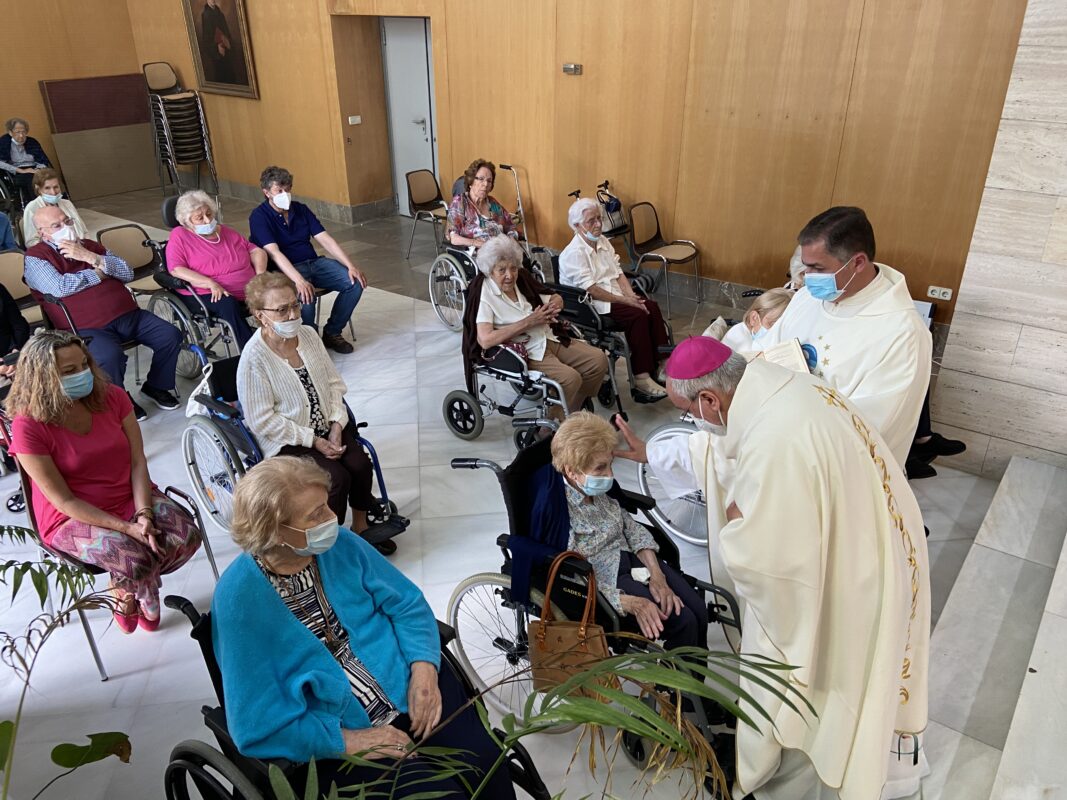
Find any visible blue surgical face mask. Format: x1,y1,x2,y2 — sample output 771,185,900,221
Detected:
60,368,94,400
805,255,856,302
580,473,613,496
284,518,339,557
194,219,218,236
751,325,769,342
41,193,62,205
580,228,600,243
694,395,727,437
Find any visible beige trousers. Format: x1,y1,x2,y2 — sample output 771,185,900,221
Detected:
529,339,608,419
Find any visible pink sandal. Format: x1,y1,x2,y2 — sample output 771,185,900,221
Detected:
138,596,161,632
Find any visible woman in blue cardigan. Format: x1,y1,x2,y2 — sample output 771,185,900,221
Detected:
212,456,516,797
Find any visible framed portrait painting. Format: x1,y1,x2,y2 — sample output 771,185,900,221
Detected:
182,0,259,99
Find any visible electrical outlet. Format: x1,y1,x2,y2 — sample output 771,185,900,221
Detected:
926,286,942,299
937,287,953,301
347,115,362,125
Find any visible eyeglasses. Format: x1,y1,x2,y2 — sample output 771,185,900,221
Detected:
39,217,74,234
472,176,494,185
259,302,302,316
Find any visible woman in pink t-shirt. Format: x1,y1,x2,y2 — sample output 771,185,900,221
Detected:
8,331,203,633
165,189,268,348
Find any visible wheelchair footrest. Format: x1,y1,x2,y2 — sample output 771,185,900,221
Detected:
361,516,409,545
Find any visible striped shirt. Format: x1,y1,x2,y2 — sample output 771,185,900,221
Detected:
256,557,398,726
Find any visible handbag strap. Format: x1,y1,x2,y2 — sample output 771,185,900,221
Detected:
538,550,598,638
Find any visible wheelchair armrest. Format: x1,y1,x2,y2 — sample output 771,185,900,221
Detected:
39,294,77,331
689,577,742,631
153,269,191,293
194,394,241,419
202,705,298,777
437,619,456,646
610,486,656,513
481,345,528,375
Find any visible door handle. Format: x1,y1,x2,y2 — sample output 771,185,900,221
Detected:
412,117,426,125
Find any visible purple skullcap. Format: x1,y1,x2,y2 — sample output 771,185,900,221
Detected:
664,336,733,380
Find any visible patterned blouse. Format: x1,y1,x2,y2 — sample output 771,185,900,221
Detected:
563,482,659,612
294,365,330,438
445,193,517,243
256,556,399,727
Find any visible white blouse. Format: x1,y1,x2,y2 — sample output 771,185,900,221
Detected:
475,278,555,362
557,233,624,313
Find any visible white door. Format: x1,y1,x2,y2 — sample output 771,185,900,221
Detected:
381,17,438,216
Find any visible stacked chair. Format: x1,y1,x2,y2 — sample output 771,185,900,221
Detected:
143,62,220,197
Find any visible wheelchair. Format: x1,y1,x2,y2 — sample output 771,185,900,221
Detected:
446,436,741,766
162,595,551,800
182,352,408,550
427,244,551,332
546,260,675,414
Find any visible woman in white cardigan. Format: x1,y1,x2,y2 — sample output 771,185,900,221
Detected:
236,273,391,553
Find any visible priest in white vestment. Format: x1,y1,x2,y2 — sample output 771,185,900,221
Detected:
762,206,932,468
616,336,931,800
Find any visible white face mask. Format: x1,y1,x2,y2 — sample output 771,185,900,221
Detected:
272,191,292,211
271,318,303,339
694,395,727,436
50,225,77,244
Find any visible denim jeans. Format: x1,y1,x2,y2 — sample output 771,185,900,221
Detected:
292,257,363,336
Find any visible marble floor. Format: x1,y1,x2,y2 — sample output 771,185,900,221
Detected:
0,193,997,799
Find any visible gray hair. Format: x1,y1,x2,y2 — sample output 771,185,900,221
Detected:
175,190,218,228
259,165,293,191
5,118,28,133
669,351,748,401
476,234,524,276
567,197,601,232
32,202,64,230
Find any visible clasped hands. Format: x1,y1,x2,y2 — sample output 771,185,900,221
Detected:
314,423,347,460
341,662,441,759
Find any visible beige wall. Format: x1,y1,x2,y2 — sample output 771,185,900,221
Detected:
932,0,1067,479
4,0,139,169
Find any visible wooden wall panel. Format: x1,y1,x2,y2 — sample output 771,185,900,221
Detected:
673,0,864,284
831,0,1028,320
330,16,393,205
126,0,350,205
440,1,557,244
4,0,139,169
552,0,694,252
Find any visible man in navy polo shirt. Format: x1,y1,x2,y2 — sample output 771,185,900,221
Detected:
248,165,367,354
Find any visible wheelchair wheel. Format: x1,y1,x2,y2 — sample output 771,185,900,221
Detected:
428,253,468,331
512,426,539,452
597,379,617,408
148,292,204,380
183,416,245,531
448,573,575,731
637,422,708,546
165,739,263,800
442,390,484,440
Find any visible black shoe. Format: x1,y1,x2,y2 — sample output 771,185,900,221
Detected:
322,332,354,354
373,539,397,556
127,392,148,421
906,456,936,480
141,385,181,410
910,432,966,462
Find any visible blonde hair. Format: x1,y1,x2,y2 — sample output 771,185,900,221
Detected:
5,331,110,423
230,456,332,555
745,287,792,328
551,411,618,474
245,272,296,311
174,190,218,228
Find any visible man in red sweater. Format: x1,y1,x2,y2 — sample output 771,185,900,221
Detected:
24,205,182,420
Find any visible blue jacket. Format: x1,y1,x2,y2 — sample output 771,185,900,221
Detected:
210,528,441,762
0,214,16,252
0,134,50,168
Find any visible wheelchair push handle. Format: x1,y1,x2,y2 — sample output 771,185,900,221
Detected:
499,163,513,171
450,458,503,473
163,594,202,626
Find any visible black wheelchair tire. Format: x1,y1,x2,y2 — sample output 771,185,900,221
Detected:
512,426,539,452
148,292,204,380
182,416,246,532
442,390,484,440
165,739,264,800
597,379,616,408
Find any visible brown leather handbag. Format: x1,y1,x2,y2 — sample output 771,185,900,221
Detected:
528,550,615,698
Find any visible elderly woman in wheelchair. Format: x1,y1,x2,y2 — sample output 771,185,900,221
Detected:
205,456,521,798
233,272,398,554
558,197,672,402
472,235,607,423
551,411,707,648
165,190,266,348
